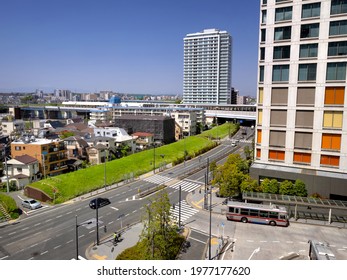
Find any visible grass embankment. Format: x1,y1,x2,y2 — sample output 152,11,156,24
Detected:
28,123,238,204
0,193,20,220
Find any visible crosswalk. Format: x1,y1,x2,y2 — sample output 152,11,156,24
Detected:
239,139,252,144
142,174,172,185
169,180,202,193
170,200,199,224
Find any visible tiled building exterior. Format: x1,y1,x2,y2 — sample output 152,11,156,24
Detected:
251,0,347,199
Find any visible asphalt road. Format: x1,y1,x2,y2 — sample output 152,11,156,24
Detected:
0,137,240,260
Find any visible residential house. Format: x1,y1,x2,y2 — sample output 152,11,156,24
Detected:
3,155,39,189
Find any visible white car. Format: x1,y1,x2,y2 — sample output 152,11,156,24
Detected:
21,199,42,210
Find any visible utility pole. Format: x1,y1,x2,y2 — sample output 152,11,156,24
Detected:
4,156,9,193
96,200,99,245
178,185,182,228
209,184,212,260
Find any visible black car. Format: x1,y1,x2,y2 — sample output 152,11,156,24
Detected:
89,197,111,209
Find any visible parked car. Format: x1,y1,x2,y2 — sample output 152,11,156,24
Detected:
21,199,42,210
89,197,111,209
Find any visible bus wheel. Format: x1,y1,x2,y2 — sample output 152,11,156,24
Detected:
241,217,248,223
269,221,276,226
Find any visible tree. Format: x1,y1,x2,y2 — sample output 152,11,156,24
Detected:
279,180,295,195
293,179,307,197
140,190,183,259
240,175,260,193
212,154,251,197
261,178,279,194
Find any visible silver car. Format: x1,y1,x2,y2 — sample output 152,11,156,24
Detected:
21,199,42,210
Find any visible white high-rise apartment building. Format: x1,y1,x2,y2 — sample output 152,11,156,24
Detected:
251,0,347,199
183,29,232,104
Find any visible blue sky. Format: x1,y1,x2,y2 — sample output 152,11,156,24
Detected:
0,0,260,96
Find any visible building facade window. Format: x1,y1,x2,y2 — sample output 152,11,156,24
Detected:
256,149,261,159
274,26,291,41
261,29,266,42
268,150,285,161
270,110,287,127
257,129,262,144
331,0,347,15
297,87,315,106
323,111,343,128
272,65,289,82
271,87,288,105
273,45,290,59
296,111,314,128
328,41,347,56
322,133,341,151
260,47,265,60
275,7,292,22
258,87,264,104
258,109,263,125
302,2,321,18
262,10,267,24
259,65,264,82
298,63,317,81
324,87,345,105
299,43,318,58
326,62,347,81
320,155,340,167
301,23,319,38
269,130,286,147
293,152,311,164
329,20,347,36
294,132,313,149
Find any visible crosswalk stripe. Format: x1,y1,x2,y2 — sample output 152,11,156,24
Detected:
169,180,201,192
170,200,199,223
143,175,172,185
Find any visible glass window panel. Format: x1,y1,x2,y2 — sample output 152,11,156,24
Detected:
326,62,347,80
331,134,342,150
269,131,286,147
301,23,319,38
296,111,314,128
331,0,347,15
258,109,263,125
297,87,315,106
271,87,288,105
333,112,343,128
325,87,345,105
257,130,262,144
271,110,287,126
321,134,332,149
323,112,333,127
295,132,313,149
274,26,291,41
302,3,321,18
328,41,347,56
259,66,264,82
335,87,345,104
258,88,264,104
299,44,318,58
330,20,347,36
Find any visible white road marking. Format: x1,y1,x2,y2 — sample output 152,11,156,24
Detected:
30,243,38,248
8,232,16,236
189,237,205,244
66,211,72,215
40,251,48,255
89,230,95,234
21,227,29,231
78,234,85,239
34,223,41,226
54,245,61,250
56,215,62,218
66,240,73,244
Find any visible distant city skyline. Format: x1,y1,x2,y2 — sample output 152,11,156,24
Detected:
0,0,260,96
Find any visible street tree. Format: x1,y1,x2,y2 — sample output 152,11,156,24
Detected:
140,190,183,259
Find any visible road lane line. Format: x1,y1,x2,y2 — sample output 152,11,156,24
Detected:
189,237,205,244
78,234,85,239
40,251,48,255
89,230,95,234
66,211,72,215
30,243,38,248
0,256,9,260
34,223,41,226
66,240,73,244
21,227,29,231
8,232,16,236
56,215,62,218
54,245,61,250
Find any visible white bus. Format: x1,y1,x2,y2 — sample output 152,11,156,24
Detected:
226,201,289,227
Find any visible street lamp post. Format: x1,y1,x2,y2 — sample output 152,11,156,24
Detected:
75,215,92,260
209,185,212,260
104,149,108,189
41,154,46,179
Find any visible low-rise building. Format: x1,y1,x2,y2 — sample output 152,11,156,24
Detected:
3,155,39,189
11,137,68,178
